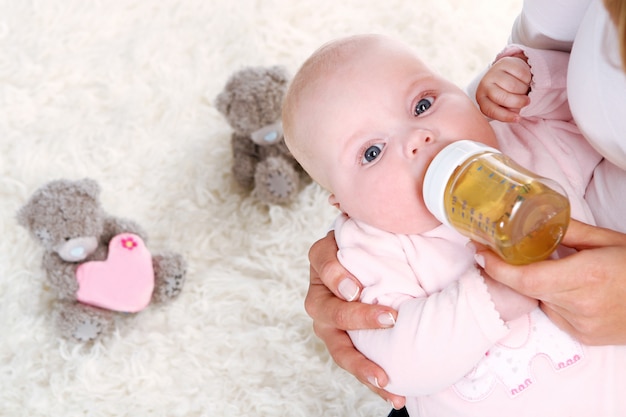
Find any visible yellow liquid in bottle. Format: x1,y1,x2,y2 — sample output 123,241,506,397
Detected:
443,154,570,265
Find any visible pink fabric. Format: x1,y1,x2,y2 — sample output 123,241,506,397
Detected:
337,46,626,416
473,0,626,233
76,233,155,313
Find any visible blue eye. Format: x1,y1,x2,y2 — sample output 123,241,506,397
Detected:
362,144,384,164
414,97,433,116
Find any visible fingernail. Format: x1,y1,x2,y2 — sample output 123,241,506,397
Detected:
377,312,396,327
367,376,381,389
338,278,359,302
474,253,485,268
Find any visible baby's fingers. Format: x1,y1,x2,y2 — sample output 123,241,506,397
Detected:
493,56,532,92
477,94,522,123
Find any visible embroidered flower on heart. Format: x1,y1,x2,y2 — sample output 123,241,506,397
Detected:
121,237,138,250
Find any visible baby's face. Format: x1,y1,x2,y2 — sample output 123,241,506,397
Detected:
295,37,498,234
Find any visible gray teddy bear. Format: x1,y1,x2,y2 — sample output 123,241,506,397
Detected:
17,178,186,342
215,65,310,205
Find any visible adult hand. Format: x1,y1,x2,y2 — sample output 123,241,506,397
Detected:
305,230,405,409
475,219,626,345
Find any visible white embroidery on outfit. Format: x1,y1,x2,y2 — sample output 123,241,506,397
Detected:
453,309,584,401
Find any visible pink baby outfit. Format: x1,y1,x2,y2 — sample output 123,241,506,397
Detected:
491,0,626,233
336,46,626,416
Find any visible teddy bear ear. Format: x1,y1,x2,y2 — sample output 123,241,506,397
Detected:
75,178,101,199
15,204,32,229
267,66,289,85
215,90,231,117
16,182,43,229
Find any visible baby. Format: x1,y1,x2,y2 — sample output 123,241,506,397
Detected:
283,34,624,416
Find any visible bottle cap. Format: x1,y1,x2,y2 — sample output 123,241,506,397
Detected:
423,140,500,226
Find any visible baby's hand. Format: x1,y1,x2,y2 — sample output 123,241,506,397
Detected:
476,54,531,123
483,274,538,322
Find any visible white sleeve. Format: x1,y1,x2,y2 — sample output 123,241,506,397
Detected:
510,0,591,51
568,0,626,170
466,0,591,103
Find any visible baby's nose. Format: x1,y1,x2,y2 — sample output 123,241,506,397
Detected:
405,130,434,156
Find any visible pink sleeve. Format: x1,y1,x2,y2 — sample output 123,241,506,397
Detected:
349,274,508,396
492,45,602,225
335,217,428,309
335,217,509,396
497,45,571,120
465,46,570,113
466,0,589,102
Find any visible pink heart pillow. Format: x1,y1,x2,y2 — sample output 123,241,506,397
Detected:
76,233,154,312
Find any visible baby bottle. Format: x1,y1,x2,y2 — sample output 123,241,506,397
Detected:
423,140,570,265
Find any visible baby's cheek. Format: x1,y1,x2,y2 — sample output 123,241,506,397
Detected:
381,195,438,234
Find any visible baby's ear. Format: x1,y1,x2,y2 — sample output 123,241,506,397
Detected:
328,194,342,211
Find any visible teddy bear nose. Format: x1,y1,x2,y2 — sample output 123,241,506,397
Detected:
264,131,278,142
250,121,283,146
70,247,86,258
58,236,98,262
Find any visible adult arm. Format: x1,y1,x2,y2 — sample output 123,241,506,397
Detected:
509,0,591,51
475,219,626,346
305,230,406,409
306,228,520,403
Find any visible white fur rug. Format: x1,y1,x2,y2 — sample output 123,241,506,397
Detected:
0,1,520,415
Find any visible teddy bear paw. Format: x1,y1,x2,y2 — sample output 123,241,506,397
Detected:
152,253,187,303
73,317,108,342
55,302,113,342
254,156,300,204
